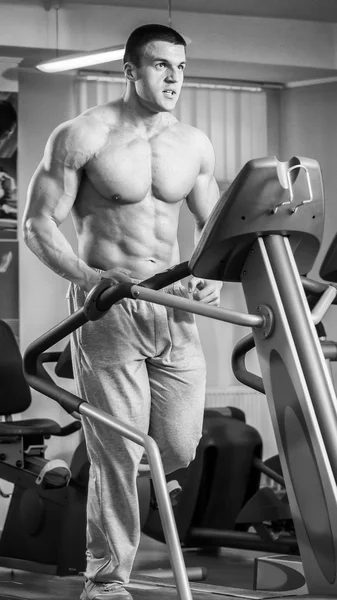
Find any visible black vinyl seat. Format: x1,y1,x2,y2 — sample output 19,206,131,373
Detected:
0,418,76,436
0,319,80,440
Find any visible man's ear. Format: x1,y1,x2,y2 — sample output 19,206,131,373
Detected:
124,61,137,81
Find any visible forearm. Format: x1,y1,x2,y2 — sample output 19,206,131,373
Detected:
23,216,100,292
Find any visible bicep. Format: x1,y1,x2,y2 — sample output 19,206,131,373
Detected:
25,159,81,226
24,117,95,227
186,131,219,226
186,172,220,227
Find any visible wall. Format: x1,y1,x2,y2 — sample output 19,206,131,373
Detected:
279,81,337,365
0,2,336,76
0,70,79,530
18,69,80,458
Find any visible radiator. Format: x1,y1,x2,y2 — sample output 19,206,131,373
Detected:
205,385,278,460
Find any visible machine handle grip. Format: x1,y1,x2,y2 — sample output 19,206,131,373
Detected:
23,261,191,416
90,261,191,314
231,333,265,394
138,261,191,290
301,276,337,304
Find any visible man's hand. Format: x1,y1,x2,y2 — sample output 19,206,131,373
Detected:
188,277,222,306
103,267,132,283
84,267,132,295
100,267,133,305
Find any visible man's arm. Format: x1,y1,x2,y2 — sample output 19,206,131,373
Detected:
186,130,222,306
23,117,103,293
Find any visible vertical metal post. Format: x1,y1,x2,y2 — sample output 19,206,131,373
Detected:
265,235,337,478
241,235,337,595
80,404,193,600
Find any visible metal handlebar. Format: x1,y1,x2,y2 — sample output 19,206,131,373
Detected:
301,276,337,304
231,334,265,394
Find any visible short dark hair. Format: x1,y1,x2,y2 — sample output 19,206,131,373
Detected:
0,101,17,137
124,24,186,67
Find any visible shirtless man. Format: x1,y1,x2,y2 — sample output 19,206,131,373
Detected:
23,24,222,600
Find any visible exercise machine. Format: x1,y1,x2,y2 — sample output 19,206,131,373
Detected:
0,329,153,576
143,407,298,555
54,351,290,559
0,319,85,575
23,155,337,599
0,326,276,577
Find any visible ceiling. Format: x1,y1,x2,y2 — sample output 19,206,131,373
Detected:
1,0,337,88
2,0,337,22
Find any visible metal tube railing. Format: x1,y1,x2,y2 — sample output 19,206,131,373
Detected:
130,286,264,328
231,334,265,393
23,314,194,600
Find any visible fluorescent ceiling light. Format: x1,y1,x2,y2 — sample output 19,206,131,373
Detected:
36,45,125,73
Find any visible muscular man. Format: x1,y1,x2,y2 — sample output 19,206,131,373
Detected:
23,24,222,600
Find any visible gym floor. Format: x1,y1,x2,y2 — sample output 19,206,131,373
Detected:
0,533,268,599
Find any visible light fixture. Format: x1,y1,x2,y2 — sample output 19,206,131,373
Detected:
36,45,125,73
36,0,189,74
36,1,125,73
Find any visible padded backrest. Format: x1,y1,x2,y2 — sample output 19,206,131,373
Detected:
0,319,31,415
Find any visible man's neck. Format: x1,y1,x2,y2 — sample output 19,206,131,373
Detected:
120,90,175,137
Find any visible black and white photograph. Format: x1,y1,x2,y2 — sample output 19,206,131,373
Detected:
1,2,337,600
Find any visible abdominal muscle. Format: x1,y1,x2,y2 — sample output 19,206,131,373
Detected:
73,191,184,280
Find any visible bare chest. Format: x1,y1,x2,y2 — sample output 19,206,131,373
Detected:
84,133,200,203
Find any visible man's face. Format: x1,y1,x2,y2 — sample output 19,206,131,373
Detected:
132,40,186,113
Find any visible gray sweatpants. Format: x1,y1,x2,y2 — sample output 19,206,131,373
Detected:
67,280,206,584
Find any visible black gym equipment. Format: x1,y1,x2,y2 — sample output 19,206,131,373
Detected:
1,329,280,576
51,348,294,559
55,349,296,558
0,320,85,575
143,408,299,555
20,155,337,599
0,328,152,576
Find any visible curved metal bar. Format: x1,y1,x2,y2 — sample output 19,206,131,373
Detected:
76,405,193,600
23,309,88,415
231,333,265,394
287,163,313,213
253,457,285,487
321,341,337,361
22,273,194,599
301,276,337,304
311,285,337,325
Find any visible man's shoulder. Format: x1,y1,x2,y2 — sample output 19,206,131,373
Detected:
175,122,212,147
174,122,214,163
47,107,113,167
80,99,121,127
56,108,110,146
